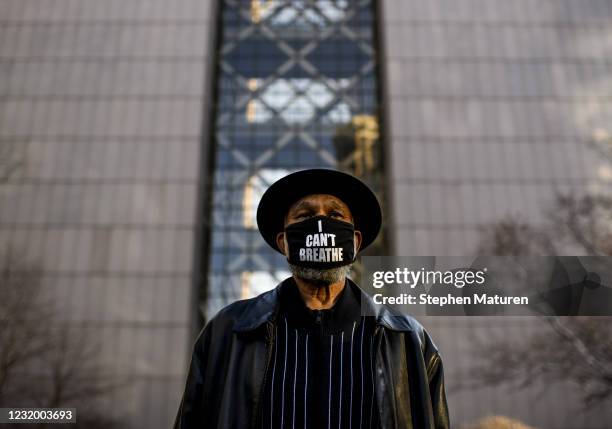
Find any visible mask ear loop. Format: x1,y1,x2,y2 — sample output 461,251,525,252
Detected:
283,233,289,258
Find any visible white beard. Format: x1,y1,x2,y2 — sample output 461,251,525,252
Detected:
288,262,353,287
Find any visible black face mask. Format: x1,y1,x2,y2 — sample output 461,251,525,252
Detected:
284,215,356,269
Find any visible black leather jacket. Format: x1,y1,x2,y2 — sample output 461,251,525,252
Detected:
174,278,450,428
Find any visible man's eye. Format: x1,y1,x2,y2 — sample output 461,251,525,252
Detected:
330,211,343,217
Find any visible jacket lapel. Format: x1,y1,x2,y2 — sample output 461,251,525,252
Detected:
230,276,421,428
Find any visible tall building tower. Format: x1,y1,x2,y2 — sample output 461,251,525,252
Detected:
1,1,611,428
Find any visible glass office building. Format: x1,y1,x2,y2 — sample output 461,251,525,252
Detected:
1,0,611,428
204,0,388,321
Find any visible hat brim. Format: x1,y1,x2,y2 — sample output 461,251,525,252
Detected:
256,168,382,254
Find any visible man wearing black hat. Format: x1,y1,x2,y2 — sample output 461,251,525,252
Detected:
174,169,449,429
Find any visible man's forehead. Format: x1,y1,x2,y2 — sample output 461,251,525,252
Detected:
286,194,351,213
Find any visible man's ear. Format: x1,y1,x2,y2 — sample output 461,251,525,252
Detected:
354,230,363,254
276,231,287,256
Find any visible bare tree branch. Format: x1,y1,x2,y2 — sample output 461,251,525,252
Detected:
0,243,132,427
466,192,612,406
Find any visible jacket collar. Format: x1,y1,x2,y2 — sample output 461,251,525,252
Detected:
233,276,415,333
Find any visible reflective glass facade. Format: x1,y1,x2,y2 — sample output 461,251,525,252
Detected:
382,1,612,428
0,1,214,428
204,0,387,320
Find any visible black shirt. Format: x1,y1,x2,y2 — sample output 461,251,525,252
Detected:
258,277,380,429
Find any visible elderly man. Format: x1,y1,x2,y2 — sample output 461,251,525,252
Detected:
174,168,449,429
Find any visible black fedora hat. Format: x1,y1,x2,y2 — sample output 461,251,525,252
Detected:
256,168,382,254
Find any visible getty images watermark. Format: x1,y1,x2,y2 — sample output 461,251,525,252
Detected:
359,256,612,316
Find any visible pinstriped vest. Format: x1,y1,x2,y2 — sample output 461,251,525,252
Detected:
258,278,381,429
